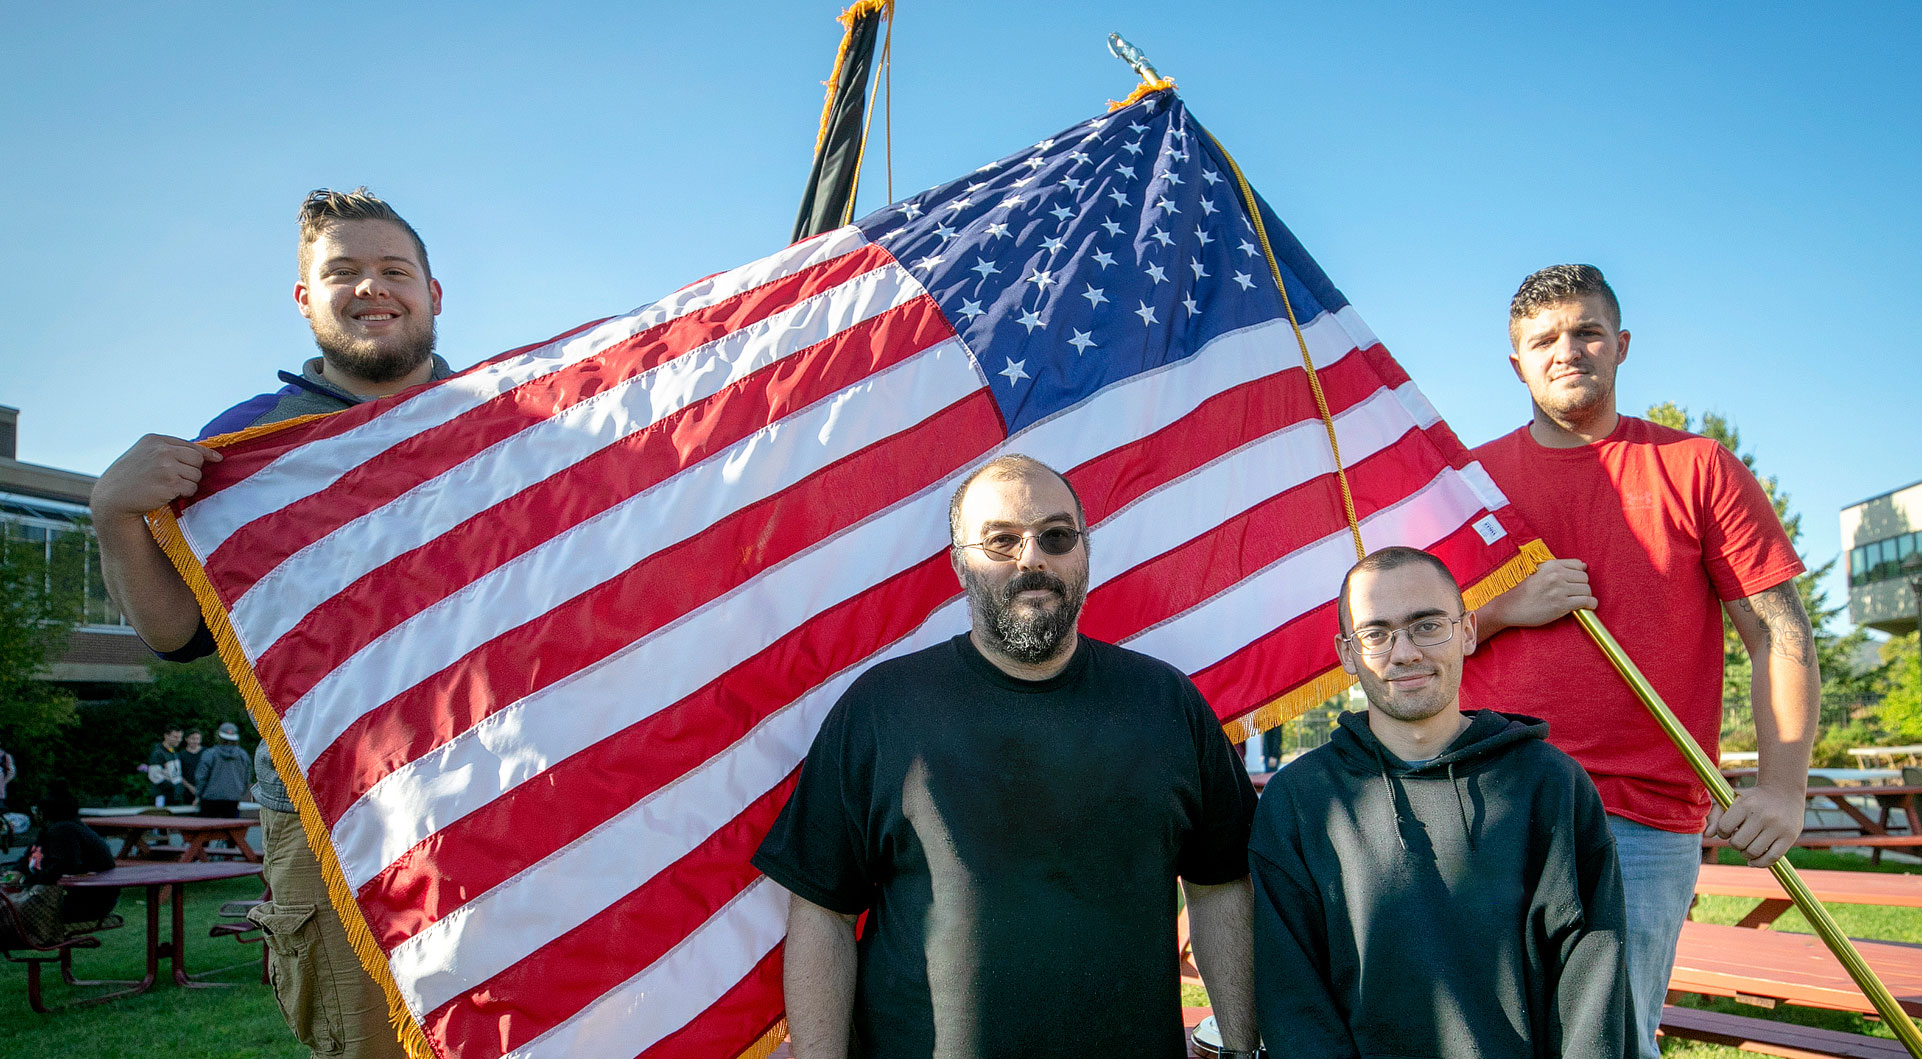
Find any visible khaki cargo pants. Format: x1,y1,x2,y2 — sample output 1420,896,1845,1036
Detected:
249,808,405,1059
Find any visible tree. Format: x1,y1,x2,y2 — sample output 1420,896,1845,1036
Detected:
1875,634,1921,739
1643,403,1878,746
0,527,84,747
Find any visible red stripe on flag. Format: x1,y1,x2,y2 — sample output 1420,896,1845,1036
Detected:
299,393,1002,830
252,294,956,712
198,245,900,597
356,553,963,946
421,776,798,1057
180,317,611,511
1079,426,1446,644
1071,342,1386,525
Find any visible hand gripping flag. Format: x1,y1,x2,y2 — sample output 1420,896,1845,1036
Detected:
151,88,1544,1059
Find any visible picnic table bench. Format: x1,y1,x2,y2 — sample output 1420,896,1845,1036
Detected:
1660,863,1922,1057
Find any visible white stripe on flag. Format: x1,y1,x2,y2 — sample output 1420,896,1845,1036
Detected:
278,337,981,770
1391,381,1443,430
230,260,930,655
1331,305,1380,355
1458,460,1509,513
178,227,872,559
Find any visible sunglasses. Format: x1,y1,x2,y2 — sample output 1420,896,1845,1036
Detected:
959,527,1084,562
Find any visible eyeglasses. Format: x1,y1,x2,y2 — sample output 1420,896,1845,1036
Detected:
959,526,1084,562
1344,617,1461,656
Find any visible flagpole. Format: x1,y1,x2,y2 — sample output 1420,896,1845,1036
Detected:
1572,608,1922,1056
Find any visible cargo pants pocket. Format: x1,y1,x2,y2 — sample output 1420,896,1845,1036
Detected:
249,901,343,1054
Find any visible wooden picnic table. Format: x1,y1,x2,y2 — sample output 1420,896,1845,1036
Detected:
52,861,265,1006
1694,862,1922,928
1661,861,1922,1056
1671,921,1922,1017
84,814,260,863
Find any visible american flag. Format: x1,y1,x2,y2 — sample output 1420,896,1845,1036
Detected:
155,89,1535,1059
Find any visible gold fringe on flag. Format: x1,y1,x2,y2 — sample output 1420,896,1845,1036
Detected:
739,1018,791,1059
1107,76,1176,113
146,418,437,1059
1222,666,1354,744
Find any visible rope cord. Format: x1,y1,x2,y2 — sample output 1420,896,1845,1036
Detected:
1204,127,1366,560
883,3,893,205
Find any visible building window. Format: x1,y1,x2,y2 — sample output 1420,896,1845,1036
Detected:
1853,530,1922,588
0,492,127,629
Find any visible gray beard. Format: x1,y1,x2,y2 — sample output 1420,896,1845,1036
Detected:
312,322,437,385
963,566,1087,666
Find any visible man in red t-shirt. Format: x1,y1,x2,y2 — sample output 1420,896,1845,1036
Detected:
1462,264,1820,1059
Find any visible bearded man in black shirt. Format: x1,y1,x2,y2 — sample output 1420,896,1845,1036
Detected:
754,454,1261,1059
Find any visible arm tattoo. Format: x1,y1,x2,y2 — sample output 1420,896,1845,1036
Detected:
1735,582,1814,667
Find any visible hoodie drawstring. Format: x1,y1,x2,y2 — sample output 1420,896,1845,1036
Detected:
1448,761,1474,850
1371,741,1409,852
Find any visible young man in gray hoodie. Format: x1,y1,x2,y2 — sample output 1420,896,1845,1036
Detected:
1250,546,1633,1058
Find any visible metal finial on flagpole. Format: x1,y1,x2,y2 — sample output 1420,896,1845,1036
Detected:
1107,33,1160,84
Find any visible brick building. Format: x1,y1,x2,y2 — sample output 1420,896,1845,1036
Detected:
1,405,152,698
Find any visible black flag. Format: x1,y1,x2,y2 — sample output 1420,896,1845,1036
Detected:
792,2,890,242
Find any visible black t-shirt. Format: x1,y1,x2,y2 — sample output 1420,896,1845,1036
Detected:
753,634,1255,1059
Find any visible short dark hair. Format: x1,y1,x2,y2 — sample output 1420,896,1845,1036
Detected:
297,187,431,281
948,454,1086,549
1336,546,1463,635
1509,264,1620,335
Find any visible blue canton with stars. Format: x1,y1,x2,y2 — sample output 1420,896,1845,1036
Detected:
855,91,1353,435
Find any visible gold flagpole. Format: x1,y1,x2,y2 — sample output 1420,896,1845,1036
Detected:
1573,608,1922,1056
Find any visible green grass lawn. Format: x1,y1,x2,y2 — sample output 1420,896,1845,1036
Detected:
2,874,302,1059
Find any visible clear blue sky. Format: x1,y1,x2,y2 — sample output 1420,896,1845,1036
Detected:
5,2,1918,628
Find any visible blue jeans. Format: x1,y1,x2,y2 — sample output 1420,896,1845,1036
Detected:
1609,815,1703,1059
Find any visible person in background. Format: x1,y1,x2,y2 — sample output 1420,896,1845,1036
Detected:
196,722,254,819
15,784,118,923
0,740,16,811
144,725,183,808
179,729,206,804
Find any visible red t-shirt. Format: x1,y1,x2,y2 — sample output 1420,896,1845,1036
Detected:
1462,416,1803,833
